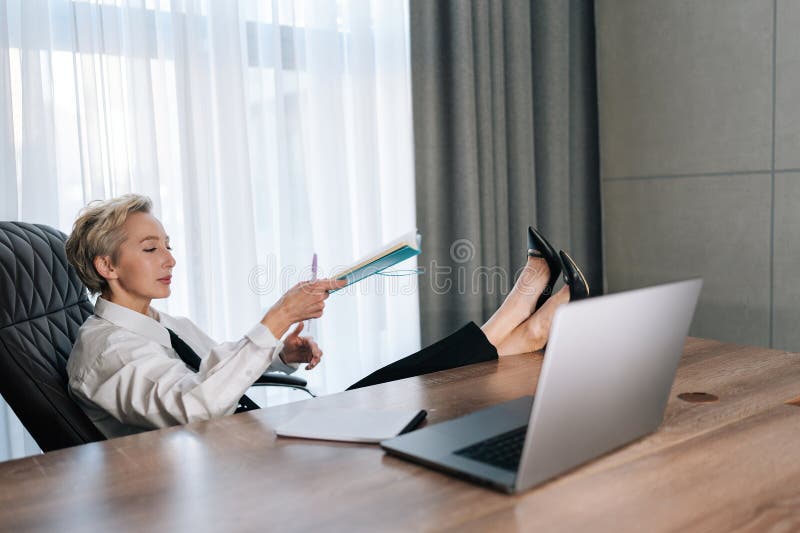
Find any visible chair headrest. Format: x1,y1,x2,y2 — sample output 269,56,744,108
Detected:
0,222,90,328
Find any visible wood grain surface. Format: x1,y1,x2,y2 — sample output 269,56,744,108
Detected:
0,337,796,532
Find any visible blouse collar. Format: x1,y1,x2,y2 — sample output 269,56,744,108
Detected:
94,297,172,350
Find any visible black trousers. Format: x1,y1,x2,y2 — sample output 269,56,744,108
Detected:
346,322,498,391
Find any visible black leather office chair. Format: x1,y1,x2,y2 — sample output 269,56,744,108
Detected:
0,222,312,453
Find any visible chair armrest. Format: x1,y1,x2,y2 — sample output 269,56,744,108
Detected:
254,372,308,388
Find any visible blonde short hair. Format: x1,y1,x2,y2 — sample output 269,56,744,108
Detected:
65,194,153,295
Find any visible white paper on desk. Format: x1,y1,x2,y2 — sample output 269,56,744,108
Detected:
274,407,425,443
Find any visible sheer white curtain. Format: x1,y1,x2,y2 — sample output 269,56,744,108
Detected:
0,0,419,460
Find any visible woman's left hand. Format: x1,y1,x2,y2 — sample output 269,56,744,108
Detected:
280,322,323,369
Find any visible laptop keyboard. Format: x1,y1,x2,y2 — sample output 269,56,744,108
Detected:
453,426,528,472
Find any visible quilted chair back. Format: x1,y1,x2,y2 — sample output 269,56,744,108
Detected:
0,222,105,452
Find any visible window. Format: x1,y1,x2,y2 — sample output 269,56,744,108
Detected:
0,0,419,460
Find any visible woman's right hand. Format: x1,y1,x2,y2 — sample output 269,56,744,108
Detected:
261,278,348,339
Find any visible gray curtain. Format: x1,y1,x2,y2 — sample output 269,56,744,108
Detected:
411,0,601,345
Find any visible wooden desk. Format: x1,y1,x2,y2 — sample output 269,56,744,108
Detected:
1,338,799,532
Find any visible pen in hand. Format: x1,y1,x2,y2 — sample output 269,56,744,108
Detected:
305,253,319,369
311,252,318,282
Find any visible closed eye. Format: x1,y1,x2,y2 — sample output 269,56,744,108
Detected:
143,243,172,253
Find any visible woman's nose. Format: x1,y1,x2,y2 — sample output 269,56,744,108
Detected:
164,249,176,268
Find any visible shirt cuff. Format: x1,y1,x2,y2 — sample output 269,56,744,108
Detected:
245,322,281,348
244,322,297,374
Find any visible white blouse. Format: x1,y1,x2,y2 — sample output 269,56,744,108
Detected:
67,297,295,439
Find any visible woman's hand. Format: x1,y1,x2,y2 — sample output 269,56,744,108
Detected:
280,322,323,369
261,278,347,339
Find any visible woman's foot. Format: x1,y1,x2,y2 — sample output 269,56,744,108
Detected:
495,285,570,356
480,254,552,347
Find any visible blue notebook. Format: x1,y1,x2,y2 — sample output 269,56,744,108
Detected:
333,230,421,289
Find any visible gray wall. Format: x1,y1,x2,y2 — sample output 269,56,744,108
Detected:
595,0,800,350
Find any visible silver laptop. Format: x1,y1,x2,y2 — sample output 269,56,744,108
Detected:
381,279,702,493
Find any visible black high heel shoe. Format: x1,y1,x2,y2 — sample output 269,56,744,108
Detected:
558,250,589,301
528,226,562,310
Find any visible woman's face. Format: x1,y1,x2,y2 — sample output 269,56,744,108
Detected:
99,211,176,307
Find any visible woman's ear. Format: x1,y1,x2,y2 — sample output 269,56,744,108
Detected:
93,255,118,281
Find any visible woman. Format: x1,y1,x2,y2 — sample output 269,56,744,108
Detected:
66,194,587,438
